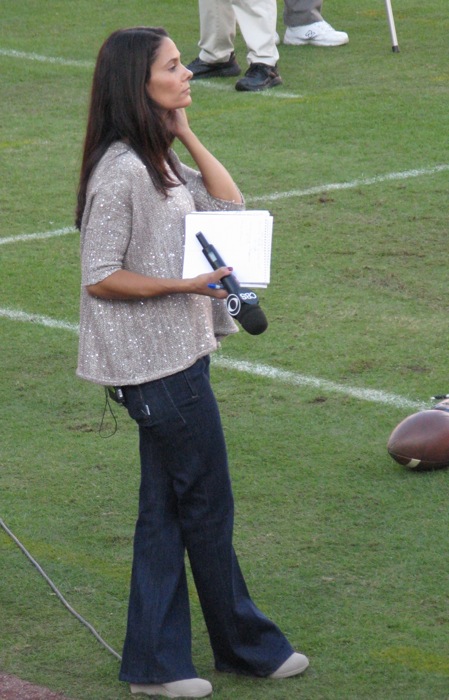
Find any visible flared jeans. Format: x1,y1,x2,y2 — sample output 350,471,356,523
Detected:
119,355,293,684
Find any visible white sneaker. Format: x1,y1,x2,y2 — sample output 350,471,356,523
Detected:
130,678,212,698
269,652,309,679
284,20,349,47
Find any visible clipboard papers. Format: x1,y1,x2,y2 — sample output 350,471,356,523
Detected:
183,211,273,288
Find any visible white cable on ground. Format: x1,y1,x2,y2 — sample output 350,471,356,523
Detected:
0,517,122,661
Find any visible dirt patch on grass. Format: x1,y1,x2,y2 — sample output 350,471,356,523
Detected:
0,674,72,700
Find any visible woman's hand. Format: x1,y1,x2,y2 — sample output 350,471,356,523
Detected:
186,266,232,298
167,108,242,203
166,108,191,141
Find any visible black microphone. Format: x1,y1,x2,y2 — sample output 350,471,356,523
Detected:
196,231,268,335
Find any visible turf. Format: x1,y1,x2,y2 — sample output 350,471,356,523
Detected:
1,1,449,699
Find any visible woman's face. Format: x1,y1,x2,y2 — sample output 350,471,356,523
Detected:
146,37,192,110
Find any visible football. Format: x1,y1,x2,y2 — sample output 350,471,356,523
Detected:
387,404,449,470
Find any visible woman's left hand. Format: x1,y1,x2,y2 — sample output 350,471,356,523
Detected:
167,108,242,204
166,108,190,140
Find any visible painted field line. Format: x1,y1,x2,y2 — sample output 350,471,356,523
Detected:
0,226,77,246
191,79,299,100
0,47,298,99
0,306,425,411
214,357,425,411
0,307,79,333
0,48,93,69
246,163,449,203
3,162,449,247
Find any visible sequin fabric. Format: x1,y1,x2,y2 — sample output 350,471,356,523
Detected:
77,142,242,386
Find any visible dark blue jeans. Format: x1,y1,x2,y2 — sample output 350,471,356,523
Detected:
119,355,293,684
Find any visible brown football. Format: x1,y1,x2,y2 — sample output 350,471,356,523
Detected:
387,406,449,470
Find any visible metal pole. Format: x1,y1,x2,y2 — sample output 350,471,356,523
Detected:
385,0,400,52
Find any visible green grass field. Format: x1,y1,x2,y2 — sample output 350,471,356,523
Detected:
1,1,449,698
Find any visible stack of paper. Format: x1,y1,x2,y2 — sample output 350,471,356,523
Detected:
183,210,273,288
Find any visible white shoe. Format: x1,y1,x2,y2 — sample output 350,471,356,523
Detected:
130,678,212,698
284,20,349,47
269,652,309,679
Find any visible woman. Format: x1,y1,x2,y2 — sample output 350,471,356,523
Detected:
76,27,308,699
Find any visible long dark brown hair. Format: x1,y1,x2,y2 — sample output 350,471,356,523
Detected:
75,27,185,230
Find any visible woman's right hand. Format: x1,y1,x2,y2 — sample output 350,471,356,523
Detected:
186,266,232,298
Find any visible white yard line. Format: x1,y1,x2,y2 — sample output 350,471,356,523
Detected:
0,48,93,69
2,163,449,247
246,164,449,203
0,306,426,411
214,356,425,411
0,307,79,333
0,48,298,97
0,227,76,246
190,79,299,99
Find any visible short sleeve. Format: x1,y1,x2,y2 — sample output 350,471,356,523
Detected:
80,159,134,286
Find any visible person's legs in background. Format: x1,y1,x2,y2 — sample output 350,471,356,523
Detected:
187,0,242,79
188,0,282,91
197,0,237,63
233,0,282,91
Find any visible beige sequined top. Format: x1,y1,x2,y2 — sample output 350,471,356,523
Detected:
77,142,242,386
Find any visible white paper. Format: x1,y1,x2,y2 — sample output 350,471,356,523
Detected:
183,211,273,287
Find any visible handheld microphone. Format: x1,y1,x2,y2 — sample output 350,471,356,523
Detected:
196,231,268,335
